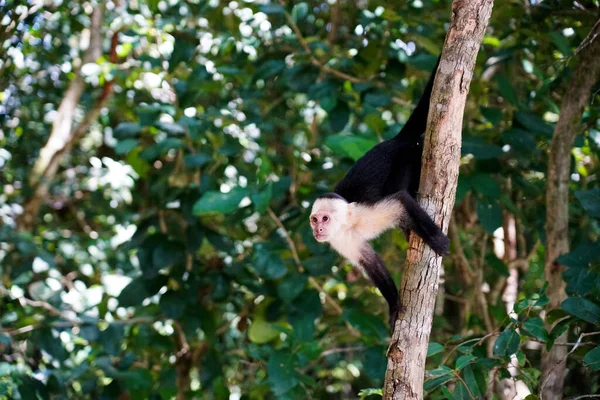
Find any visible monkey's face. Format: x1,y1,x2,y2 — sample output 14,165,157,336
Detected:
310,198,348,242
310,211,332,242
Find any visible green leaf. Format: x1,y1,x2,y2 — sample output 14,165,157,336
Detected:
248,318,280,344
363,346,387,381
364,92,391,108
522,317,548,342
493,328,520,357
496,74,519,106
157,122,186,135
114,122,142,138
127,147,150,178
503,128,537,151
252,183,273,213
546,309,569,325
477,199,503,233
118,278,151,307
462,137,503,159
487,255,510,277
427,342,445,357
193,188,248,215
475,357,501,372
550,31,572,55
364,113,386,135
423,366,453,391
152,240,185,270
481,107,503,125
455,354,476,370
121,368,153,396
259,4,285,14
291,2,308,22
514,112,554,137
547,317,572,350
0,334,11,346
325,135,377,161
463,365,483,398
267,351,299,396
252,244,288,280
562,297,600,325
288,289,322,341
277,272,308,303
583,346,600,371
169,38,196,72
184,153,212,167
575,189,600,218
470,174,502,197
160,291,186,319
343,309,388,340
115,139,139,155
255,60,286,80
328,101,351,132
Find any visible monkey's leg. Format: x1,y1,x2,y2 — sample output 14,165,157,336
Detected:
358,246,401,332
394,191,450,255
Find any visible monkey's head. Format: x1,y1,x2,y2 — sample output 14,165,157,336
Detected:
310,193,349,243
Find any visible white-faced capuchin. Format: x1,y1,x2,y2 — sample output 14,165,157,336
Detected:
310,56,450,332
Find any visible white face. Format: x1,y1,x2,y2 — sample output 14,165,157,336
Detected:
309,198,348,243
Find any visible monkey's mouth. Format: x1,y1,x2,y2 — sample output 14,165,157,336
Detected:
313,233,328,242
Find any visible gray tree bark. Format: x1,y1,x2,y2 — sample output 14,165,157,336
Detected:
540,23,600,400
383,1,494,399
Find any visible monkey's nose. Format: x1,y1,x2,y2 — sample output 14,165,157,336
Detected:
318,228,323,232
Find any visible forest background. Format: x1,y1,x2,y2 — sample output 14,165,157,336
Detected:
0,0,600,399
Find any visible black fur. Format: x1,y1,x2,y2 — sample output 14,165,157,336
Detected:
331,56,449,332
334,56,440,203
358,247,400,331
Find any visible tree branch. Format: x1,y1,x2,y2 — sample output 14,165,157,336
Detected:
17,4,118,232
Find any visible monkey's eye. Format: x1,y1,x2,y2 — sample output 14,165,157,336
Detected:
322,216,329,222
311,217,318,223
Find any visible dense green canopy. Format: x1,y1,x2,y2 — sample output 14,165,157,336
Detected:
1,0,599,399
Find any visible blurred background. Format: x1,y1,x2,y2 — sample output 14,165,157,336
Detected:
0,0,599,399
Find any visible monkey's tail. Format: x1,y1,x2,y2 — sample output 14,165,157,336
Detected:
358,250,400,334
394,54,442,143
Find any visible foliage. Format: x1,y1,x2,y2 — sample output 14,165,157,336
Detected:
1,0,599,399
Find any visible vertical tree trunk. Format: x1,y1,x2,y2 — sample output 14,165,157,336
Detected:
383,1,493,399
540,26,600,400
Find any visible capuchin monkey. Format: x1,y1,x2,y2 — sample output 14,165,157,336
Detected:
310,56,449,331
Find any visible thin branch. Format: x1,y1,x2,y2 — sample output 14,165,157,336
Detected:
540,332,600,397
448,218,475,281
266,207,344,316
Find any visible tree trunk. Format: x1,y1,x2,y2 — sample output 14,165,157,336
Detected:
540,25,600,400
16,4,113,232
383,1,493,399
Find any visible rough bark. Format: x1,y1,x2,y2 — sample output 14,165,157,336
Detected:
540,26,600,400
17,5,113,232
383,1,493,399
